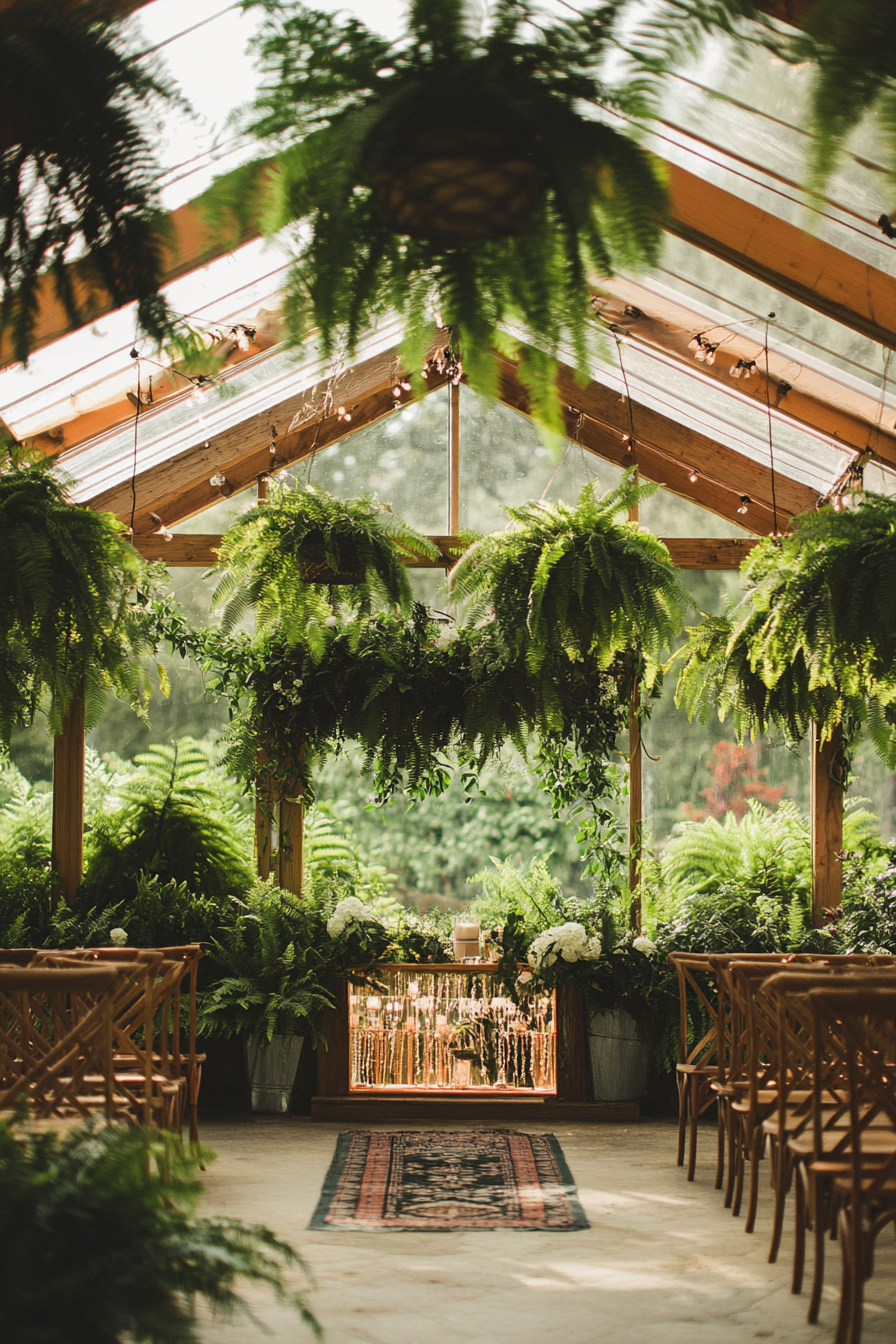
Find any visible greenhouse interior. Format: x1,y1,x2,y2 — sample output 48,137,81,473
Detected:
6,1,896,1342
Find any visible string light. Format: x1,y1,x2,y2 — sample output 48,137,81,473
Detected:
149,512,173,541
688,467,699,483
737,495,751,515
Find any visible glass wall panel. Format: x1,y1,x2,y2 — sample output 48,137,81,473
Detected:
643,568,810,848
639,486,751,538
290,387,449,534
459,386,625,533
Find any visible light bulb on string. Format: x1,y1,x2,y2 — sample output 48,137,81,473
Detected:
737,495,751,515
688,468,699,483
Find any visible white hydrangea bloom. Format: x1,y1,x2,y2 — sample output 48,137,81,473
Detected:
327,896,377,938
109,927,128,947
527,922,602,971
633,935,657,958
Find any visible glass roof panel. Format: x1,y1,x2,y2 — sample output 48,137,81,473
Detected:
289,388,451,535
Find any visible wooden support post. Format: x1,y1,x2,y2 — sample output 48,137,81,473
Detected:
51,686,85,908
254,773,273,881
448,381,460,536
811,721,844,924
627,477,642,932
278,785,304,896
629,684,643,932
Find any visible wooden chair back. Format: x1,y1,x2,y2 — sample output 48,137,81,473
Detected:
0,964,127,1121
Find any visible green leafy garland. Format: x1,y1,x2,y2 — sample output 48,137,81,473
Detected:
0,451,161,744
228,0,666,425
676,494,896,763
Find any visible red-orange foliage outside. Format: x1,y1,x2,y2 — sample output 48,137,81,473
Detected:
681,741,786,822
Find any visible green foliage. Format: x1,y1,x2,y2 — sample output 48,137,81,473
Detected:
452,474,689,677
0,848,54,948
467,855,566,940
0,1116,318,1344
0,4,179,364
649,799,883,954
231,0,665,426
314,744,589,905
80,739,254,907
676,496,896,763
199,880,338,1042
212,481,439,640
0,453,162,743
835,853,896,954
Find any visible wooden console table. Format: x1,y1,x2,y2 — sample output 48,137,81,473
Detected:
312,969,638,1121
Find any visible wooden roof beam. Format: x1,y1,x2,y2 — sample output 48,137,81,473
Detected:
134,531,756,569
664,161,896,352
596,276,896,471
98,340,816,540
85,342,451,533
496,354,817,534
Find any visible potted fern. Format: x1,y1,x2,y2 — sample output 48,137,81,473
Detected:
0,3,177,362
0,450,158,746
199,881,338,1113
230,0,665,424
213,481,439,640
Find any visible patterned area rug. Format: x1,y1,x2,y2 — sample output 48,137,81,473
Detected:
309,1130,589,1231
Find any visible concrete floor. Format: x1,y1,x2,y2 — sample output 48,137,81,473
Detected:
195,1116,896,1344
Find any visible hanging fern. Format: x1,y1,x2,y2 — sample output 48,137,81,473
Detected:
212,480,439,642
675,494,896,763
0,451,160,744
0,2,179,363
221,0,666,426
450,472,690,681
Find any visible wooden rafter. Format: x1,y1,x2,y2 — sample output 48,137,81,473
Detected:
500,355,816,533
84,336,814,541
132,532,758,570
85,342,451,534
8,148,896,378
596,277,896,472
665,162,896,352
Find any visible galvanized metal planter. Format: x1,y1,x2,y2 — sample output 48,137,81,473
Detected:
587,1009,650,1102
246,1034,304,1114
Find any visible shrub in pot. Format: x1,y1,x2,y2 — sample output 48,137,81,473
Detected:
199,881,338,1113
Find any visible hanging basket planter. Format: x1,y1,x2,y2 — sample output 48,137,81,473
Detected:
296,543,365,586
371,126,543,242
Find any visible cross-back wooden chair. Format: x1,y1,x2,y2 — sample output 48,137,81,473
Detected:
760,963,896,1304
40,946,206,1139
0,964,130,1123
809,986,896,1344
32,949,170,1127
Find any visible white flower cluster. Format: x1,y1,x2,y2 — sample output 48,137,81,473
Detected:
527,922,602,970
326,896,378,938
632,935,657,958
109,927,128,947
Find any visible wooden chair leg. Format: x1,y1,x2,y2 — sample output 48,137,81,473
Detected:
724,1106,737,1208
745,1127,762,1233
808,1206,826,1324
769,1142,788,1263
835,1207,851,1344
732,1127,746,1218
677,1074,688,1168
793,1164,807,1295
715,1104,725,1191
687,1086,699,1182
